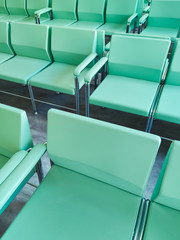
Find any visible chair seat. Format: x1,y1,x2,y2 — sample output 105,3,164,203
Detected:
0,53,13,64
0,15,27,22
143,202,180,240
18,16,49,24
98,22,127,35
0,154,9,169
70,21,103,30
0,56,50,85
42,19,76,27
155,84,180,124
30,62,89,95
89,75,159,116
141,26,179,41
1,165,141,240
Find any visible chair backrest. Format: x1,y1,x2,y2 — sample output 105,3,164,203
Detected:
108,35,170,83
47,109,161,197
148,0,180,28
0,22,14,55
10,22,52,61
6,0,27,16
51,27,97,65
0,104,33,158
52,0,77,20
165,39,180,86
0,0,8,15
27,0,49,16
137,0,145,15
152,141,180,211
77,0,106,22
105,0,138,23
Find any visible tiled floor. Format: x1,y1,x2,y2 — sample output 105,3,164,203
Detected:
0,78,179,237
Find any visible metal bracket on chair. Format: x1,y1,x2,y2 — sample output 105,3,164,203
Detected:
85,83,90,117
75,77,80,114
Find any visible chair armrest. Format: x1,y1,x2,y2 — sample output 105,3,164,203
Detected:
35,7,52,17
143,5,150,13
139,13,149,24
25,143,46,166
105,42,111,51
74,53,98,77
85,57,108,84
0,150,28,185
127,13,138,24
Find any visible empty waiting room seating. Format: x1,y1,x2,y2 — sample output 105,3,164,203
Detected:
1,109,161,240
85,34,170,132
139,0,180,41
0,104,46,215
35,0,77,26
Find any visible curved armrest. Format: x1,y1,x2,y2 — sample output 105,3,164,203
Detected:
74,53,98,77
26,143,46,166
85,57,108,84
0,150,28,185
127,13,138,24
143,5,150,13
35,7,52,17
139,13,149,24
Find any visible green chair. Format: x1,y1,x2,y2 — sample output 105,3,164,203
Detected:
0,22,52,114
98,0,140,35
35,0,77,26
29,28,104,114
0,22,14,64
84,34,170,132
0,103,46,215
1,109,161,240
141,141,180,240
0,0,8,18
68,0,106,30
139,0,180,41
152,39,180,126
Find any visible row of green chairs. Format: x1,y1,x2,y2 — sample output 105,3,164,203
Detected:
0,105,180,239
85,34,180,132
0,0,149,35
139,0,180,41
0,22,105,114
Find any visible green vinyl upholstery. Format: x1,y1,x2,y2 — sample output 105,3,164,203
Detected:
69,0,106,30
0,22,14,63
0,0,8,18
30,27,99,95
89,34,170,117
98,0,138,35
143,141,180,240
1,109,161,240
140,0,180,41
41,0,77,27
0,22,51,85
0,104,34,214
155,39,180,124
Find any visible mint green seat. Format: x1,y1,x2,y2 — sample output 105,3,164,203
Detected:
142,141,180,240
29,27,103,114
0,0,8,18
35,0,77,26
154,39,180,125
0,103,45,215
0,22,14,63
69,0,106,30
85,34,170,131
139,0,180,41
98,0,140,35
0,22,52,114
1,109,161,240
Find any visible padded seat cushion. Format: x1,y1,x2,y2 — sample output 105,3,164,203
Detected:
70,21,103,30
0,15,27,22
30,62,89,95
155,84,180,124
42,19,76,27
0,53,13,64
141,26,179,41
98,22,127,35
0,56,50,84
1,165,142,240
143,202,180,240
89,75,159,116
18,16,49,24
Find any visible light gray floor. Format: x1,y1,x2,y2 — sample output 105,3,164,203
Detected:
0,79,179,237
